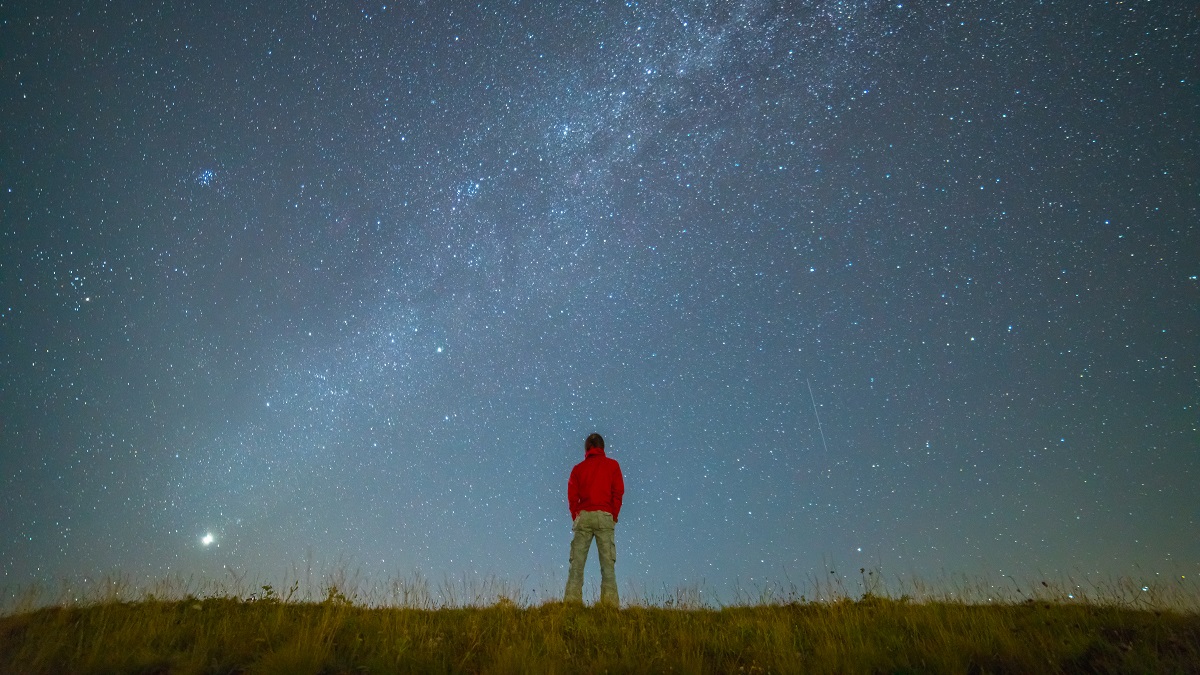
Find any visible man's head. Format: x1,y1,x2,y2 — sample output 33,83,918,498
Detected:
585,433,605,452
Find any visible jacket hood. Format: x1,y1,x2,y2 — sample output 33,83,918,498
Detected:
585,447,606,459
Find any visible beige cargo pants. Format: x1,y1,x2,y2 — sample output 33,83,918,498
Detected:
563,510,619,607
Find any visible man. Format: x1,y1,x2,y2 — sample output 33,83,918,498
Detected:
564,432,624,607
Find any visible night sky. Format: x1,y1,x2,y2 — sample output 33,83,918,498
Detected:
1,1,1196,604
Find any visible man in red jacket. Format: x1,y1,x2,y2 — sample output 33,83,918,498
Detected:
564,432,625,606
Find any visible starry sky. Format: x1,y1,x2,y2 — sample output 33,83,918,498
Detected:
1,1,1197,604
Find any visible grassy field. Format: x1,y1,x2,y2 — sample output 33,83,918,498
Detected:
2,573,1198,674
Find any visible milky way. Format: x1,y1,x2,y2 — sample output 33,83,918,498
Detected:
1,1,1196,603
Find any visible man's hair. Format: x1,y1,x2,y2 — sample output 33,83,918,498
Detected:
585,433,605,450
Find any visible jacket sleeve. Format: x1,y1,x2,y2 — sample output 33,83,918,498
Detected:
567,466,580,520
611,461,625,523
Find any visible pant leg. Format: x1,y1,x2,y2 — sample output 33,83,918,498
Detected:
594,511,619,607
563,514,593,603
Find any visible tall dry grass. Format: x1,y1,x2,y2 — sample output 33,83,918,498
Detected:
1,569,1197,674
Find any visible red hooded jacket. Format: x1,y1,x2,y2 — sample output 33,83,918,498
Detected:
568,447,625,522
